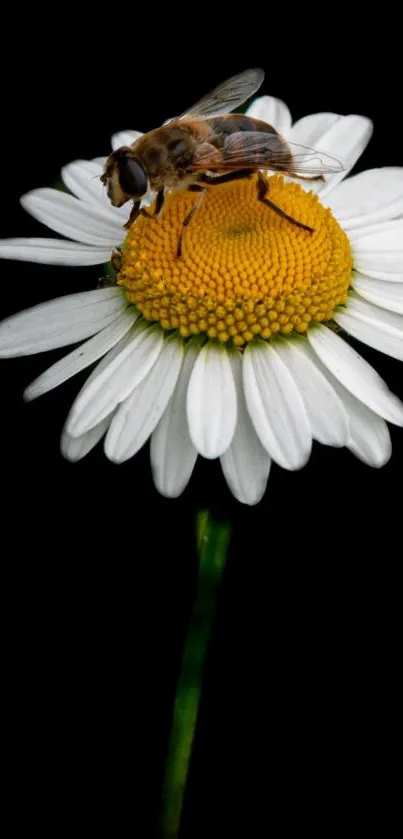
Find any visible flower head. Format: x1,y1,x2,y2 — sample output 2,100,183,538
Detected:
0,97,402,504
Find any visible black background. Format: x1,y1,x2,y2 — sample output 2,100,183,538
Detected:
1,18,401,837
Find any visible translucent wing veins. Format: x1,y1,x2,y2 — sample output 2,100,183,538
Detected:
176,68,265,120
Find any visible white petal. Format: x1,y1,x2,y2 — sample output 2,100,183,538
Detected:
347,219,398,241
111,130,143,151
355,270,403,283
334,295,403,361
307,324,403,425
220,352,271,505
349,221,403,282
150,338,200,498
187,342,237,459
0,238,111,266
140,191,156,209
62,159,105,204
302,115,373,198
345,292,403,331
61,158,117,209
61,159,132,224
324,373,392,468
325,168,403,229
346,290,403,323
275,338,349,446
242,340,311,470
289,113,341,146
61,414,113,462
105,333,184,463
61,333,138,460
24,308,136,400
63,330,137,429
352,220,403,249
347,422,391,467
0,288,125,357
21,188,125,246
66,321,163,437
354,270,403,284
352,273,403,314
353,220,403,274
246,96,291,135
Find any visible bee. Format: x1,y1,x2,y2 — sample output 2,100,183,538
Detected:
101,69,344,257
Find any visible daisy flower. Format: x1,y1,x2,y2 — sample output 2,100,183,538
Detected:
0,98,402,506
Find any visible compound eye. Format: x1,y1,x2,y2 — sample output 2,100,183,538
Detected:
118,157,148,196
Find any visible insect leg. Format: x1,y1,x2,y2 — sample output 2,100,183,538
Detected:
97,273,117,289
140,189,165,219
257,171,314,233
177,190,207,258
111,247,123,274
289,173,325,183
198,169,254,186
97,245,124,287
124,200,141,230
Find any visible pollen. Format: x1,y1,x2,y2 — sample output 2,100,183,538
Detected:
117,175,352,345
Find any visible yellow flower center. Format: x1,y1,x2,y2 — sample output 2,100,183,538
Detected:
117,174,352,346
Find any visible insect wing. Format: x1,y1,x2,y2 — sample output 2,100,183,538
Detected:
189,130,346,175
283,139,345,175
176,68,265,120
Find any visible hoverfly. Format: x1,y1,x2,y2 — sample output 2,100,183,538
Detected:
101,69,344,256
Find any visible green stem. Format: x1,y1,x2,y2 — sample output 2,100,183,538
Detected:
160,510,231,839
